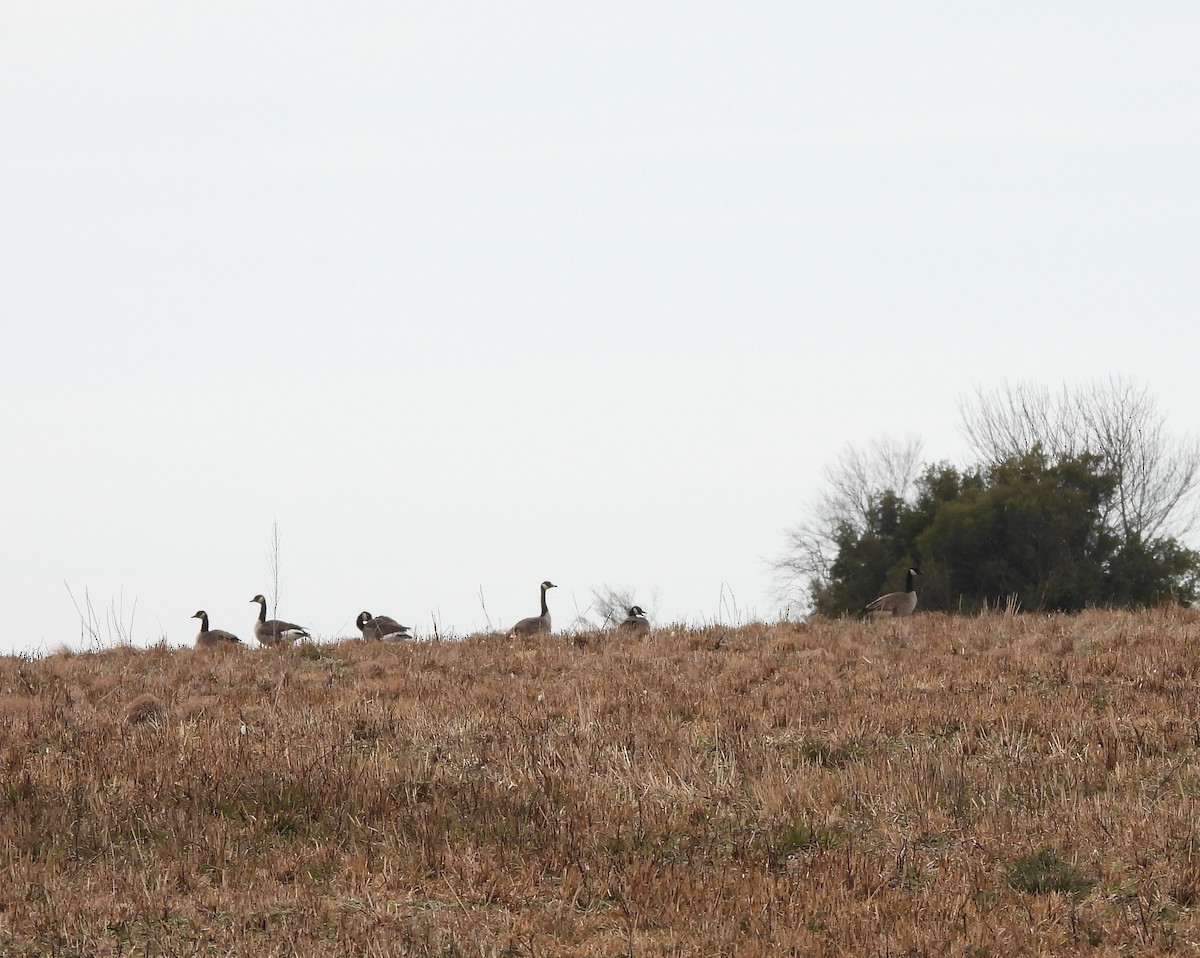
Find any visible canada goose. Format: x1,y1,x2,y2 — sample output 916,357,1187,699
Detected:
508,580,556,637
863,567,923,617
618,605,650,636
356,611,412,641
192,610,241,648
250,594,310,646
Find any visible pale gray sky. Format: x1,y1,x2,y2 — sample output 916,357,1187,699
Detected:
3,4,1198,652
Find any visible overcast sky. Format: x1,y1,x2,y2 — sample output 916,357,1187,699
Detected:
3,4,1198,653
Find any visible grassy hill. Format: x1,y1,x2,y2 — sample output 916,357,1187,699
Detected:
3,610,1200,955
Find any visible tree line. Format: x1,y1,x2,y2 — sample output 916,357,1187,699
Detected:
776,378,1200,615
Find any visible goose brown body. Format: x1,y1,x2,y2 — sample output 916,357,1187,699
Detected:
508,581,556,637
863,568,923,617
192,610,241,648
356,611,412,640
250,594,310,646
617,605,651,635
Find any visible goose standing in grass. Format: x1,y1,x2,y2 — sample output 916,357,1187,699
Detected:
863,567,923,617
250,594,310,646
356,611,412,641
617,605,651,636
192,611,241,648
508,580,556,637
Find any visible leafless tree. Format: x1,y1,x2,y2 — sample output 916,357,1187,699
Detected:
577,584,659,631
959,377,1200,542
772,435,924,612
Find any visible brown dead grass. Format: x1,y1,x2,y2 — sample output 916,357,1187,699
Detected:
3,610,1200,955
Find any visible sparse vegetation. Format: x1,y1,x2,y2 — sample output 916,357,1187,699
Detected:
1007,848,1095,897
3,609,1200,954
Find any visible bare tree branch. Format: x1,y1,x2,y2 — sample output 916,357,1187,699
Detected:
959,377,1200,541
581,584,659,630
772,435,924,612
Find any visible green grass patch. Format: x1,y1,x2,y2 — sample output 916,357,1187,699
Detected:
796,737,865,768
775,821,846,860
1006,848,1095,896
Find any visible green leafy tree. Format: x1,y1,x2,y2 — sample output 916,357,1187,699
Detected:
1103,535,1200,607
814,490,912,615
811,462,966,615
917,449,1118,612
779,382,1200,615
798,446,1200,616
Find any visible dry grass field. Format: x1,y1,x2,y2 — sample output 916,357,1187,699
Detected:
4,609,1200,956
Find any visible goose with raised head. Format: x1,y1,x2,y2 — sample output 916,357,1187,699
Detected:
356,611,412,641
863,567,923,617
508,580,556,637
617,605,650,635
250,594,310,646
192,610,241,648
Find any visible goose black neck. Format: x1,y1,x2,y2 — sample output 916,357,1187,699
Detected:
905,570,914,593
540,585,550,617
257,601,267,623
198,612,209,632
